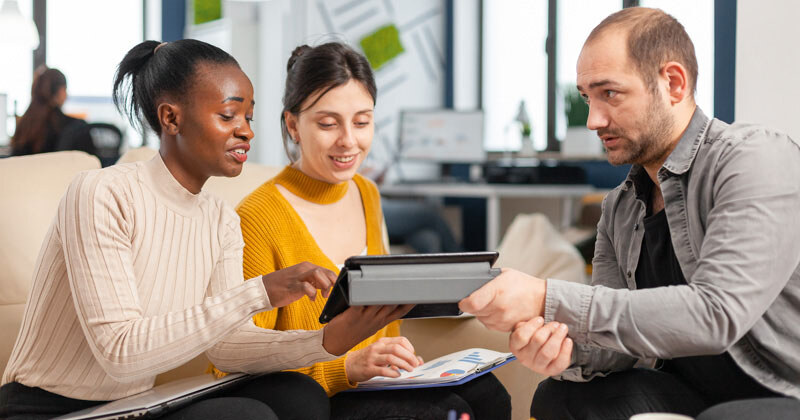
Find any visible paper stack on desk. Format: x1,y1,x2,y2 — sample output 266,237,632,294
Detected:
354,348,515,391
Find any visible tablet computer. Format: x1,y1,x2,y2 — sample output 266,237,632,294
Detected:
319,252,500,324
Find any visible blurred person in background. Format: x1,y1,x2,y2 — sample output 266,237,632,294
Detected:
10,66,95,156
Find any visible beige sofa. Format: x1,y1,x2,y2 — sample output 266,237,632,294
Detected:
1,149,587,419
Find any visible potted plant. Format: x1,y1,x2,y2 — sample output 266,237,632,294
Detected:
516,100,535,156
562,86,603,156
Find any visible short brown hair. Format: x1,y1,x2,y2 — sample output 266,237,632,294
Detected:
586,7,698,96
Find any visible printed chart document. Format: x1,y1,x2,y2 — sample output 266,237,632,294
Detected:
354,348,515,391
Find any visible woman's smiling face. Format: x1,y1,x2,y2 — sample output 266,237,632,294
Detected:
285,79,375,184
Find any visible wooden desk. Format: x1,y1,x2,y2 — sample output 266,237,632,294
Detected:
380,182,596,250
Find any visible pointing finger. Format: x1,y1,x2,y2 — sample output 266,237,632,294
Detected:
302,282,317,301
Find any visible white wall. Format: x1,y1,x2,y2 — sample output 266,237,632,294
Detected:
452,0,480,110
735,0,800,140
186,0,448,172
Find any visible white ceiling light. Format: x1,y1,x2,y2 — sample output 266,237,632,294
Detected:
0,0,40,50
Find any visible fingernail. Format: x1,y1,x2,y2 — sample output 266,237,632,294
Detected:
559,323,568,332
534,317,544,325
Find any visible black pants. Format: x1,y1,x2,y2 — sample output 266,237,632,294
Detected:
0,372,329,420
329,372,510,420
531,368,800,420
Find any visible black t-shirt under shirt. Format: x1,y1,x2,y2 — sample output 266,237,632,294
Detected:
634,176,778,403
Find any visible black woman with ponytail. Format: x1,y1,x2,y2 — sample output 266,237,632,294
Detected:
0,39,348,419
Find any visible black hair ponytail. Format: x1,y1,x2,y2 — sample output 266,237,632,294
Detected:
113,39,239,135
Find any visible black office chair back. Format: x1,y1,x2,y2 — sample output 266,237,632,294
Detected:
88,123,123,167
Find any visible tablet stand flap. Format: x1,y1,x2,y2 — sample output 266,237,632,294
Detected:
318,268,351,324
348,262,500,305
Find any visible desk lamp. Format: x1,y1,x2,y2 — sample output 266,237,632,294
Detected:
0,0,39,50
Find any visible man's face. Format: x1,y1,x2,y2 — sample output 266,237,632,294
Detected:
577,30,674,167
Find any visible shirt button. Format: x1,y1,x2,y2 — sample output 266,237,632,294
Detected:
634,223,639,231
627,271,632,278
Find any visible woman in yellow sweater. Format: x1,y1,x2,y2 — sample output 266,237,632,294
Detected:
220,42,511,419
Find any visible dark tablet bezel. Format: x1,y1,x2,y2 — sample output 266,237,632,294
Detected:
343,251,499,270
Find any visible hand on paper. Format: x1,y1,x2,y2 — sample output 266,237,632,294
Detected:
322,304,414,356
509,317,573,376
458,268,546,332
261,262,336,308
345,336,424,383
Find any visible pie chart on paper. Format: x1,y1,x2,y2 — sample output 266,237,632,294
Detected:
440,369,466,377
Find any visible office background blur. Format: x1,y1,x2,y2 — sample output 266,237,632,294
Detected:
1,0,798,252
3,0,798,162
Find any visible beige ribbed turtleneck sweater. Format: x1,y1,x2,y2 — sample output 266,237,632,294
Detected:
2,155,336,401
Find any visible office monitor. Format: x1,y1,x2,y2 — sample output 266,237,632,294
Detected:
398,109,485,164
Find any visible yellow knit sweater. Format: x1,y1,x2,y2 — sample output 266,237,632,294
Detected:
212,166,400,395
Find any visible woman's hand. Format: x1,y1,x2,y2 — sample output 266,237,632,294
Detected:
344,336,423,383
261,262,336,308
321,304,414,356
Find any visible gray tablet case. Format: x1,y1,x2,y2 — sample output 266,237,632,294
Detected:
319,252,500,323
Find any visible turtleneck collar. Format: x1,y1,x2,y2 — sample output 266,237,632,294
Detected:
141,153,204,217
274,165,349,204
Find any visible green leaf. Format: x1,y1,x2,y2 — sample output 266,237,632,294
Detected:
360,24,405,71
194,0,221,25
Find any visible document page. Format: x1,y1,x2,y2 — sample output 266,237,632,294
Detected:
357,348,514,390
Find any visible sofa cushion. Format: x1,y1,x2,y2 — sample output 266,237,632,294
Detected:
0,151,101,306
0,151,101,373
497,213,588,284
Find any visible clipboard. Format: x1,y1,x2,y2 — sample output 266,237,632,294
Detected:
319,252,500,324
349,348,516,391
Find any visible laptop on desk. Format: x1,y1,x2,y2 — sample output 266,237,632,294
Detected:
55,373,251,420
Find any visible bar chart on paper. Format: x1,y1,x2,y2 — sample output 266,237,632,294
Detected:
353,348,515,391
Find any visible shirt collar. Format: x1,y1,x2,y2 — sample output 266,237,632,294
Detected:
662,106,710,176
622,107,710,191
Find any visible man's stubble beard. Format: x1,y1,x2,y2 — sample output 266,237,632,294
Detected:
606,90,675,167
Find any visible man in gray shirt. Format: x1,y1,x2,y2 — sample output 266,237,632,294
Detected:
460,7,800,420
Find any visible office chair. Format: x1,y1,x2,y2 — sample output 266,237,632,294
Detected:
88,122,123,167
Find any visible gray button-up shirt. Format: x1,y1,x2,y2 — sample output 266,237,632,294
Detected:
545,108,800,398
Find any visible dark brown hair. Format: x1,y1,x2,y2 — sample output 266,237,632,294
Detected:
587,7,698,96
11,67,67,154
281,42,377,162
